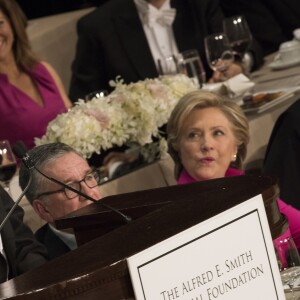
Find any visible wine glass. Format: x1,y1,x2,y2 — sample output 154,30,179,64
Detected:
177,49,206,88
0,140,17,193
274,236,300,299
223,15,252,73
204,33,234,96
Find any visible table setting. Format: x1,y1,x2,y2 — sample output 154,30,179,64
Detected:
25,6,300,171
5,9,299,298
198,20,300,166
202,22,300,116
35,32,300,169
268,30,300,71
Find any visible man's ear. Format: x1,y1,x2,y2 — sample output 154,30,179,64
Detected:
32,199,54,223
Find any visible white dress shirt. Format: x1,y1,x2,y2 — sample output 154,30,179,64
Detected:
134,0,179,71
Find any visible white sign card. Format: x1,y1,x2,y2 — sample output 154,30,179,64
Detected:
127,195,285,300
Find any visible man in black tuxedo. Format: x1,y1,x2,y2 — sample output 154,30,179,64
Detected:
220,0,300,55
69,0,263,102
263,99,300,210
0,186,47,282
19,143,102,260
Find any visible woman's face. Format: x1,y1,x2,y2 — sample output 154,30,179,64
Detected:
0,10,14,62
179,107,238,181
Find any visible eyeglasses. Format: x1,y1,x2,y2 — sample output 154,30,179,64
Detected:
36,170,101,200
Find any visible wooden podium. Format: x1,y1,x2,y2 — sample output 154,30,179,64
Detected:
0,175,286,299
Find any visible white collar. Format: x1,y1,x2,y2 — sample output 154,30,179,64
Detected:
134,0,172,13
134,0,176,27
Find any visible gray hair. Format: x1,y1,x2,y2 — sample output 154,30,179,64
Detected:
19,143,81,204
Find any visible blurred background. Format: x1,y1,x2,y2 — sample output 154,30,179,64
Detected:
16,0,108,19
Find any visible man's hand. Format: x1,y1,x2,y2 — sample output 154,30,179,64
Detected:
208,63,243,83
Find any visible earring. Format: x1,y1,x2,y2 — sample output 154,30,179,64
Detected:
232,153,237,162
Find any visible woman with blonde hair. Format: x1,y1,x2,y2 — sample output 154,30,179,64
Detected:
167,90,300,249
0,0,72,149
168,90,249,179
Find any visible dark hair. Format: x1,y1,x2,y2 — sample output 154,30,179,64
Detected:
19,143,81,204
0,0,38,70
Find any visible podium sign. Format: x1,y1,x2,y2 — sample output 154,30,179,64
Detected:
128,195,285,300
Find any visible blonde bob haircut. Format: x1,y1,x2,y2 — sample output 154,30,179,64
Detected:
0,0,38,70
167,90,249,180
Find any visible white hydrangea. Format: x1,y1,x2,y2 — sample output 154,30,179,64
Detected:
35,74,198,159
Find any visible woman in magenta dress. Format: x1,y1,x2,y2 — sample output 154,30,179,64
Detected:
167,90,300,250
0,0,72,150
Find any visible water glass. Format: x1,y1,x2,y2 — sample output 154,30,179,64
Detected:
0,140,17,193
274,236,300,299
85,90,108,102
177,49,206,88
157,55,179,75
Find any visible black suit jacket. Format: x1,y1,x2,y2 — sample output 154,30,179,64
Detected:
35,224,71,260
221,0,300,55
0,187,47,279
69,0,225,102
263,99,300,210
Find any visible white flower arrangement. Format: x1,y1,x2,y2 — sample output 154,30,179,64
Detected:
35,74,198,160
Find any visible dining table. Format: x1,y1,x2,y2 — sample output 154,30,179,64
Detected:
26,5,300,173
285,286,300,299
11,19,300,297
243,53,300,169
9,50,300,234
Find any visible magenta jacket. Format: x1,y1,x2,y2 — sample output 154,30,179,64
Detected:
178,168,300,251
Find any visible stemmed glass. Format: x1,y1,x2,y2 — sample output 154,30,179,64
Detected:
223,15,252,73
204,33,234,96
274,236,300,299
0,140,17,193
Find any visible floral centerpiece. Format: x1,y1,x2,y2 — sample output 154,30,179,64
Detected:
35,74,198,161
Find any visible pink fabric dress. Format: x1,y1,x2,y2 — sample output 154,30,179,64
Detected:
0,63,67,150
178,168,300,251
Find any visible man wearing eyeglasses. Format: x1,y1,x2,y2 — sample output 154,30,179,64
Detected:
19,142,102,260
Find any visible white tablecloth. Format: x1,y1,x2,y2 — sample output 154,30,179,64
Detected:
243,54,300,169
285,287,300,299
